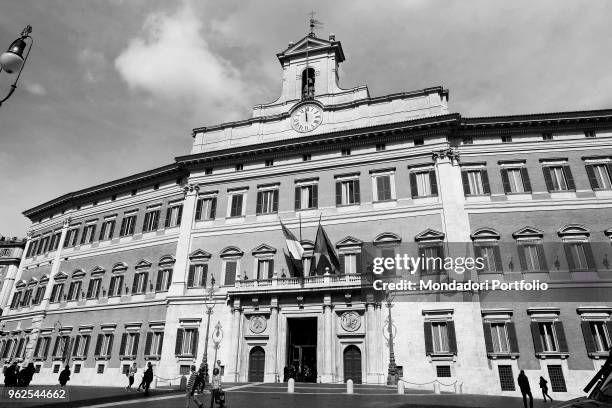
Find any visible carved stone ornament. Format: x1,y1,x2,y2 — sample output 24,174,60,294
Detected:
249,315,267,334
432,148,460,163
340,311,361,332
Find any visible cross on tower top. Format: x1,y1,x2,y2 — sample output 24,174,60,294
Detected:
308,11,323,37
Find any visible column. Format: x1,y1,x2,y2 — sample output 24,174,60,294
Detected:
168,183,199,296
264,297,279,382
375,303,384,383
226,299,242,382
321,294,333,383
40,218,70,310
365,302,377,383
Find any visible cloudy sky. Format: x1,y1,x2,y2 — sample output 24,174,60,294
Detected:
1,0,611,237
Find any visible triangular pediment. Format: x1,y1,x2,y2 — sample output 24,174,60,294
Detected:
134,259,152,270
189,249,212,261
277,34,345,64
284,35,332,54
336,236,364,249
90,265,106,276
54,271,68,281
27,277,38,286
414,229,445,242
39,274,49,283
252,243,277,255
15,279,26,289
512,226,544,239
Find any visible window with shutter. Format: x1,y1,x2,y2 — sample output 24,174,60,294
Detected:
224,261,237,286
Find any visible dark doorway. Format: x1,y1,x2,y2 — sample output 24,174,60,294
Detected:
286,318,317,382
343,345,362,384
248,346,265,382
301,68,315,99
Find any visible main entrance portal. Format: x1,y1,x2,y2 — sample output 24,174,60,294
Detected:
286,318,317,382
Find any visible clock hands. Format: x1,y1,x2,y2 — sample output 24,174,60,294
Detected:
305,109,309,123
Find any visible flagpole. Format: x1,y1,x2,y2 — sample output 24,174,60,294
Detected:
299,213,302,241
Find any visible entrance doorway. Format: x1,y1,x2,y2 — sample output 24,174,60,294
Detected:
248,346,265,382
286,318,317,382
343,345,362,384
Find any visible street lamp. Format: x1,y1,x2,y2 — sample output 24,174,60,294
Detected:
200,275,218,378
0,25,34,107
383,289,398,385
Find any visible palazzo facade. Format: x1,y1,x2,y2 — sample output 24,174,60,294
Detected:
1,32,612,398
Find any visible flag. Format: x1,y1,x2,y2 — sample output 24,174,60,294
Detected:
283,250,303,278
313,221,341,275
280,220,304,277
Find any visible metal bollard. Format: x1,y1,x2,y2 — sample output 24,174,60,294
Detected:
288,378,295,393
346,379,353,394
397,381,404,394
433,381,440,394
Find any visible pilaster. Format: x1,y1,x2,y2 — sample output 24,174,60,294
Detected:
321,294,333,383
40,219,70,310
0,231,32,310
264,297,279,382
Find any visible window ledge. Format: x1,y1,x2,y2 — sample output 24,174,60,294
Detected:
536,352,569,359
176,354,195,360
487,352,519,360
120,355,137,360
94,356,111,361
73,356,87,361
588,351,610,359
427,352,455,361
145,355,161,361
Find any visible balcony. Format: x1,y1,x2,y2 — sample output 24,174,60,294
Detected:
227,273,366,294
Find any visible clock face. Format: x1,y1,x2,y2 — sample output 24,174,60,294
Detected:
291,104,323,133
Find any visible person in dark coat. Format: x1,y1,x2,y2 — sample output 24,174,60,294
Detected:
539,376,553,402
6,362,19,386
517,370,533,408
283,366,289,382
143,362,153,396
58,365,71,387
18,363,35,386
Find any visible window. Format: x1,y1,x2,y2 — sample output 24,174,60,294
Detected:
410,170,437,198
0,248,9,256
256,189,279,215
164,204,183,228
180,365,191,375
153,184,159,190
50,283,64,303
542,132,553,141
155,269,172,292
74,364,81,374
414,137,424,146
145,331,164,356
142,208,160,232
461,169,490,195
131,189,137,196
120,213,137,236
228,193,245,217
265,159,274,167
586,163,612,190
94,333,114,357
564,242,596,271
501,135,512,143
376,143,386,151
336,178,360,205
108,275,124,297
195,197,217,220
53,364,61,373
87,278,101,299
302,154,311,162
72,335,90,358
224,260,237,286
498,365,516,391
64,228,80,248
423,316,457,356
99,218,116,241
235,164,243,171
38,235,50,254
10,292,22,309
373,174,393,201
80,223,97,244
20,289,33,307
67,281,82,301
339,253,359,274
543,165,575,191
175,328,198,356
132,272,148,294
341,148,351,156
518,244,546,272
490,323,510,353
26,240,38,257
501,167,531,193
474,245,502,273
301,67,315,99
34,337,50,359
295,184,318,210
49,231,62,251
419,244,444,274
256,259,273,280
97,364,105,374
583,321,611,353
52,335,71,359
539,322,558,351
188,264,208,288
204,167,213,175
119,332,140,357
33,286,45,305
436,365,451,378
547,365,567,392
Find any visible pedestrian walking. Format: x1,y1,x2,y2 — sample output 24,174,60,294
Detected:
58,365,71,387
539,376,553,402
18,363,35,386
209,367,223,408
185,365,204,408
126,362,137,391
143,362,153,396
4,362,18,386
517,370,533,408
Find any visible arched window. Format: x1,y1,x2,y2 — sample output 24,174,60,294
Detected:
302,68,315,99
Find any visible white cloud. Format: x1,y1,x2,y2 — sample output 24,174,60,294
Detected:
114,2,247,121
22,82,46,95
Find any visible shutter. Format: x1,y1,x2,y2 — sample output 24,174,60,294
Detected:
119,333,128,356
80,227,86,244
481,170,490,194
52,336,60,357
521,167,532,192
99,223,106,240
563,165,575,190
429,170,438,196
295,187,301,210
225,261,237,286
543,167,553,191
483,323,494,353
132,333,140,356
376,176,384,201
447,321,458,354
165,207,171,228
518,245,527,272
108,220,115,239
202,264,208,287
507,322,519,353
72,336,80,357
268,260,274,279
195,198,203,220
187,265,196,287
145,332,153,355
537,244,548,271
584,243,597,271
83,335,90,357
473,245,482,266
191,330,199,356
86,280,93,298
461,171,470,195
564,243,576,272
166,270,173,290
143,272,148,293
158,333,164,355
581,321,596,354
607,322,612,346
43,337,51,358
356,253,362,274
339,254,346,274
585,165,598,189
177,205,183,226
120,218,127,236
108,277,116,297
410,172,418,198
156,271,163,291
94,334,103,356
554,321,568,353
424,322,433,355
354,180,360,203
34,337,42,357
107,334,114,355
175,329,184,355
335,181,342,205
256,191,263,215
501,169,511,193
273,190,279,212
209,198,216,220
90,226,96,243
131,274,139,294
312,184,318,208
153,211,159,230
530,322,543,353
493,246,503,272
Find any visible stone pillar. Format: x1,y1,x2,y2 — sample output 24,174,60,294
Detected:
226,299,242,382
265,297,279,382
0,232,32,310
365,301,378,383
40,219,71,310
375,303,384,383
168,184,199,297
321,294,333,383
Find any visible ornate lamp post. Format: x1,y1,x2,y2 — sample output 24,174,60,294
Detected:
200,275,218,377
0,25,34,107
383,289,398,385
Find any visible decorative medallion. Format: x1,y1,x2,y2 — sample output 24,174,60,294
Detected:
249,315,267,334
340,311,361,332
